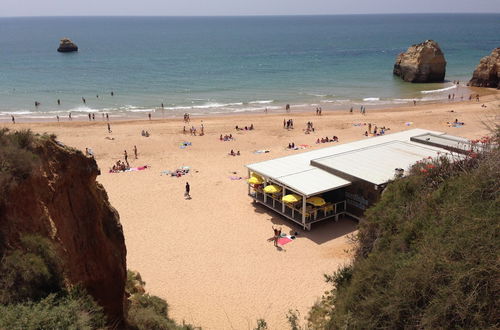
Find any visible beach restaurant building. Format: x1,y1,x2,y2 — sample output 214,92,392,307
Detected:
245,129,471,230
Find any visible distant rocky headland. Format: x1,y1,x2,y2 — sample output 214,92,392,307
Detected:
57,38,78,52
393,40,446,83
468,47,500,89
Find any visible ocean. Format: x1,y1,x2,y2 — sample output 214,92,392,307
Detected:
0,14,499,119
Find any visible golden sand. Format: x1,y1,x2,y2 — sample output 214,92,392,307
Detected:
4,90,499,329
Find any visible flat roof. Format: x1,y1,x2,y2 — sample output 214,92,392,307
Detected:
312,141,445,185
274,168,351,197
246,129,460,196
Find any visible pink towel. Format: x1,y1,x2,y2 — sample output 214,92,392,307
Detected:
277,237,293,245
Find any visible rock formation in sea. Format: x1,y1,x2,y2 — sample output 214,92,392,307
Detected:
468,47,500,89
0,132,126,325
57,38,78,52
393,40,446,83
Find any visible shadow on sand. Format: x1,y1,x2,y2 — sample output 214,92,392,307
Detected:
252,202,358,245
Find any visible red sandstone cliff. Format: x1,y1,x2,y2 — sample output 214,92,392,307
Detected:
0,135,126,325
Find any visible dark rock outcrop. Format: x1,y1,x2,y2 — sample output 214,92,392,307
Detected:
393,40,446,83
468,47,500,89
57,38,78,52
0,136,126,325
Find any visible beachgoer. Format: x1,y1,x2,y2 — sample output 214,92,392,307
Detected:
133,145,138,159
96,94,99,98
11,115,15,124
106,113,109,121
56,115,59,122
82,97,86,104
230,149,235,156
272,226,282,247
161,103,164,109
413,100,416,106
124,150,129,166
69,113,72,120
111,91,114,96
92,113,95,121
107,123,112,133
185,182,191,199
57,99,61,105
368,123,372,134
350,107,353,113
364,131,368,137
148,113,151,120
236,150,240,156
88,113,91,121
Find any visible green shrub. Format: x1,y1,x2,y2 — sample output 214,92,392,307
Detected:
0,289,106,329
309,134,500,329
0,235,62,304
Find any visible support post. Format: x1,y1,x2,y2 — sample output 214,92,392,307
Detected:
247,169,250,196
302,196,306,225
282,186,286,213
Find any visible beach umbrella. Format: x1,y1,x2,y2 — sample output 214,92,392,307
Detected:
248,176,263,184
282,194,302,203
306,196,326,206
264,184,282,194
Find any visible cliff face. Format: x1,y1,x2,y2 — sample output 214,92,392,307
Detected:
0,136,126,325
468,47,500,88
393,40,446,83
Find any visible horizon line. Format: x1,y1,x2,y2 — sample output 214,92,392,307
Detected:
1,12,500,18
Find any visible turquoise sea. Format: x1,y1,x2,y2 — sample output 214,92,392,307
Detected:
0,14,499,119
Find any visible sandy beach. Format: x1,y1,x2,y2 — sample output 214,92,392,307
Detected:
2,90,499,329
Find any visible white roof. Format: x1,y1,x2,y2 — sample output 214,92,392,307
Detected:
312,141,446,185
275,168,351,197
246,129,454,196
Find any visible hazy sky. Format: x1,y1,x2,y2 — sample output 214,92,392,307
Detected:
1,0,500,17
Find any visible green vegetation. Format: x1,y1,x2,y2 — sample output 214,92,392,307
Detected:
0,235,106,329
308,133,500,329
126,270,198,330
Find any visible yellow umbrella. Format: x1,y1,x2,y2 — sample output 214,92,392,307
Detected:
264,184,282,194
306,196,326,206
248,176,263,184
282,194,302,203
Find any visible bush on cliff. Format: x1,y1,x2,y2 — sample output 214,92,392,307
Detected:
308,133,500,329
126,270,197,330
0,235,107,328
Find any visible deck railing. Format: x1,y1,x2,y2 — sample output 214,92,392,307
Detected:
249,191,346,229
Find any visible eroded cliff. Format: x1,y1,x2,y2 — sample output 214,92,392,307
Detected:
0,130,126,325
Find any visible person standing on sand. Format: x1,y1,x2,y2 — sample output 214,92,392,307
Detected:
107,123,112,133
88,113,91,121
368,123,372,134
106,113,109,121
185,182,191,199
148,113,151,121
56,115,60,122
11,115,15,124
133,145,138,159
272,226,282,247
124,150,129,166
69,112,72,120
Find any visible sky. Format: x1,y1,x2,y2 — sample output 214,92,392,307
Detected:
1,0,500,17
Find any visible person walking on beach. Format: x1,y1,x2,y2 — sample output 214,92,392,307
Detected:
185,182,191,199
56,115,60,122
107,123,112,133
11,115,15,124
106,113,109,121
124,150,129,166
69,112,72,120
133,145,138,159
88,113,91,121
272,225,282,247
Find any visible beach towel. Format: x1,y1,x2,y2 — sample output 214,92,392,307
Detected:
160,170,171,176
405,122,413,126
180,142,192,149
352,123,363,127
229,176,243,180
253,150,270,154
277,237,293,245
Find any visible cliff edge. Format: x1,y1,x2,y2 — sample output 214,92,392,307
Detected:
0,130,126,325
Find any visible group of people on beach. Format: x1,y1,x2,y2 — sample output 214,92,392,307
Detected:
235,124,254,131
228,149,241,156
363,123,388,136
283,118,294,129
316,136,339,144
304,121,315,134
315,107,322,115
34,91,115,109
183,113,191,123
220,134,234,141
